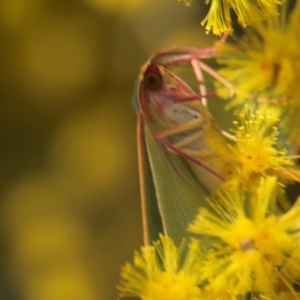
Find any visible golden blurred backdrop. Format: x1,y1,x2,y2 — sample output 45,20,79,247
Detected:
0,0,215,299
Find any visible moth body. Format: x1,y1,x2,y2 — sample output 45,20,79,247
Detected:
139,62,233,191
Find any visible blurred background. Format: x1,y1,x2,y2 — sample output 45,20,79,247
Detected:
0,0,216,299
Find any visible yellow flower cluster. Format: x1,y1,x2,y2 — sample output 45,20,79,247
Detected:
118,0,300,299
204,105,300,193
118,235,206,300
190,177,300,298
119,178,300,299
180,0,281,35
215,0,300,144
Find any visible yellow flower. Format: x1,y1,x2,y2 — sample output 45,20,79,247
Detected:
208,107,300,189
118,235,205,300
189,176,300,297
180,0,281,35
215,1,300,142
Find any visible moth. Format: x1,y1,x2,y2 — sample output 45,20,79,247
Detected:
137,37,233,188
133,36,237,245
134,35,300,245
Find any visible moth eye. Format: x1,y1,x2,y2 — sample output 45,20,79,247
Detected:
143,72,163,90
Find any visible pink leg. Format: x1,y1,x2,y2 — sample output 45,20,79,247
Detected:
191,58,208,106
157,137,226,182
256,96,288,104
160,34,229,68
173,92,217,103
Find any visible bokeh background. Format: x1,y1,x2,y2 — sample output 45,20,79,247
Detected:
0,0,217,299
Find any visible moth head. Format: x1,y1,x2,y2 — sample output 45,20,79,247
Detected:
142,63,179,92
142,64,164,90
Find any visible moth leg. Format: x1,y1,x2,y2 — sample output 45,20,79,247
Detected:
182,149,240,177
192,53,287,104
198,60,277,104
218,33,229,45
157,118,204,139
151,46,207,69
173,92,217,104
172,130,205,149
198,60,236,97
255,96,288,104
157,136,226,182
221,130,237,142
154,33,229,68
191,58,208,106
166,148,215,159
173,127,228,159
180,149,217,158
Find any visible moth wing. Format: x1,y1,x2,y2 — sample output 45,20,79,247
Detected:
137,113,164,246
144,123,209,246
